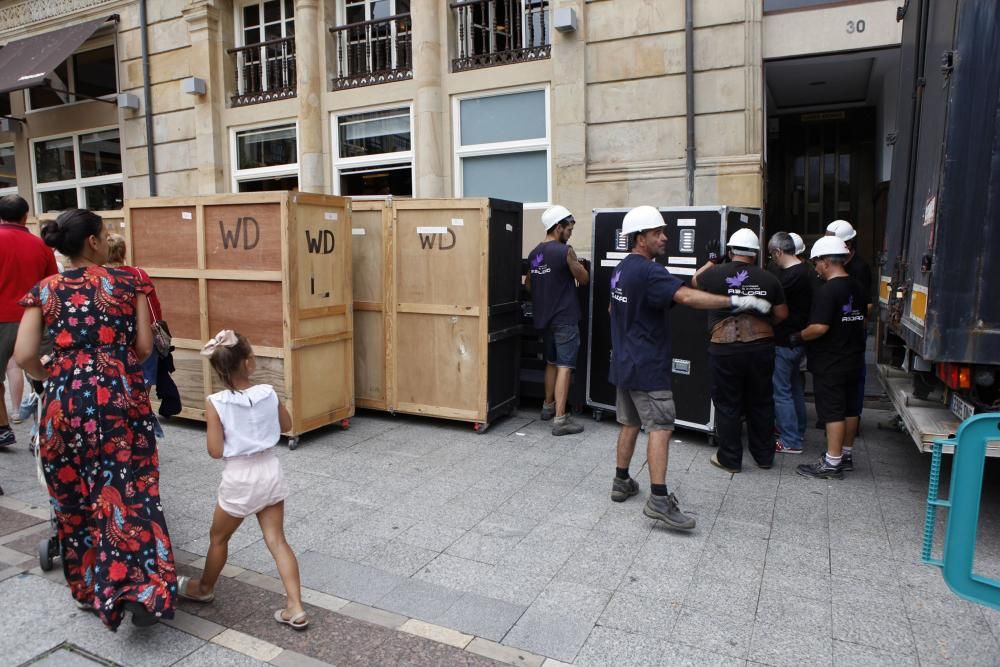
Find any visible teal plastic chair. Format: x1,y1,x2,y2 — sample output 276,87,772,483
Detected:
922,412,1000,611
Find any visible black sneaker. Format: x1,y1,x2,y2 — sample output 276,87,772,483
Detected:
796,456,844,480
0,427,14,448
842,451,854,471
611,476,639,502
643,493,696,530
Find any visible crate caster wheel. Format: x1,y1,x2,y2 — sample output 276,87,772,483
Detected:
340,419,350,430
707,434,718,448
592,409,604,422
474,422,489,435
287,436,299,451
38,537,57,572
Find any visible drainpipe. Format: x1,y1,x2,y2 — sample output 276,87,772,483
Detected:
685,0,695,206
140,0,157,196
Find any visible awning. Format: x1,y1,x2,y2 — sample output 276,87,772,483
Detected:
0,16,116,95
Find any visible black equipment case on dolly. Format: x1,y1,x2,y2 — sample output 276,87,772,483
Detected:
586,206,764,442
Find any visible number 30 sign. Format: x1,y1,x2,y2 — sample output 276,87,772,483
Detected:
847,19,867,33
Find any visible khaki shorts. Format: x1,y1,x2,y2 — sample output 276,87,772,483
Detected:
616,387,676,433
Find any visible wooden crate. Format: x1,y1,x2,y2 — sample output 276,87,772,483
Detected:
350,199,394,410
125,192,354,443
351,198,522,430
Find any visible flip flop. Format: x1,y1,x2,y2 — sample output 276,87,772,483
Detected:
274,608,309,630
177,575,215,603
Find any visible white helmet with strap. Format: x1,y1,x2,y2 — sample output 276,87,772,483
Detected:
727,228,760,255
541,205,573,231
622,206,665,235
811,235,850,259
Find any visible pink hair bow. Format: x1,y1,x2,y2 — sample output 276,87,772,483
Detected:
200,329,238,356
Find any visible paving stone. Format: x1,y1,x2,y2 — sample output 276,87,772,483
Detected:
30,647,106,667
832,640,919,666
175,564,286,628
671,605,753,660
365,630,501,666
362,540,439,577
375,577,464,621
501,607,596,663
432,592,527,642
575,626,744,667
174,642,272,666
0,506,44,537
910,618,1000,666
831,600,917,656
465,637,544,667
748,623,833,667
596,591,681,637
554,530,644,590
295,551,404,606
338,602,407,629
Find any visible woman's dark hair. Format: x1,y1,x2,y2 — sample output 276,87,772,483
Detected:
40,208,103,257
208,332,254,390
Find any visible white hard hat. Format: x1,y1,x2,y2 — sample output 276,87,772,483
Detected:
541,205,573,231
727,228,760,254
810,235,850,259
622,205,665,236
789,232,805,255
826,219,856,241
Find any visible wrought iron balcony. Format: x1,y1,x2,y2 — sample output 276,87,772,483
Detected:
330,14,413,90
451,0,550,72
227,36,296,107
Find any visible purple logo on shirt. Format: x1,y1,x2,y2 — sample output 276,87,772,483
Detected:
725,269,749,289
611,269,621,290
531,251,544,269
842,295,855,314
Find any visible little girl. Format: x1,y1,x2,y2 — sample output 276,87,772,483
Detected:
177,329,308,630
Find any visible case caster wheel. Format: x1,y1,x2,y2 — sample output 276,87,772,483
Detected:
38,537,56,572
707,434,718,448
592,409,604,422
340,419,350,429
287,436,300,451
474,422,489,435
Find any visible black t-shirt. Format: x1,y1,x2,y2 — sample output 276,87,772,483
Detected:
609,254,684,391
845,254,873,295
806,275,870,374
774,262,814,346
697,262,785,355
528,240,581,329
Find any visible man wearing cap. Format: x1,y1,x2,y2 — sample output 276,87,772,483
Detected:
766,232,813,454
608,206,772,529
788,236,869,479
693,229,787,472
0,195,58,448
526,205,590,435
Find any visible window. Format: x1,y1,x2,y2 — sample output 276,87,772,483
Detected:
232,0,296,103
28,44,117,110
332,0,412,88
453,88,549,205
32,129,123,212
333,107,413,197
0,145,16,196
232,123,299,192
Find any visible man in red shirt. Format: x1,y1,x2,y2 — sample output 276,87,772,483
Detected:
0,195,58,447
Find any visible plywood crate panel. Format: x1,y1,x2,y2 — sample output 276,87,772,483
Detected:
126,192,354,439
350,200,393,409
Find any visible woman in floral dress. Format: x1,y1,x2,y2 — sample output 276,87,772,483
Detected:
14,209,176,630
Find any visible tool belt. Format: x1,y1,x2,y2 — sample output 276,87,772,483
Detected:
710,314,774,344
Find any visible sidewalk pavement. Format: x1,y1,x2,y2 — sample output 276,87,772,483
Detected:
1,404,999,666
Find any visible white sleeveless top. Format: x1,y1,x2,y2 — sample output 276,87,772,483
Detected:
207,384,281,459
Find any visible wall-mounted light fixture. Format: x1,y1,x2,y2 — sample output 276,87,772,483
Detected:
554,7,577,33
117,93,140,110
181,77,207,95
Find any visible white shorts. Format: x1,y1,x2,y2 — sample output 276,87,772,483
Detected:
217,449,288,518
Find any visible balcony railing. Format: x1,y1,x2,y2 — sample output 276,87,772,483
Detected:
330,14,413,90
227,36,297,107
451,0,550,72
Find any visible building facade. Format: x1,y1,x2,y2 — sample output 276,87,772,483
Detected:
0,0,902,257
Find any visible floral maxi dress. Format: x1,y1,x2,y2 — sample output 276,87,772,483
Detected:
20,266,176,630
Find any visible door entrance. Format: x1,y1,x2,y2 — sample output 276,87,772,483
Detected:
766,108,876,254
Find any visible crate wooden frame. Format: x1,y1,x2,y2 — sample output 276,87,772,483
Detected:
125,192,354,439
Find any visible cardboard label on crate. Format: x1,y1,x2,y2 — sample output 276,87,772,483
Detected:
181,211,193,220
417,227,448,234
352,228,366,236
324,211,338,221
677,218,696,226
451,218,464,226
740,213,748,223
505,224,513,232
